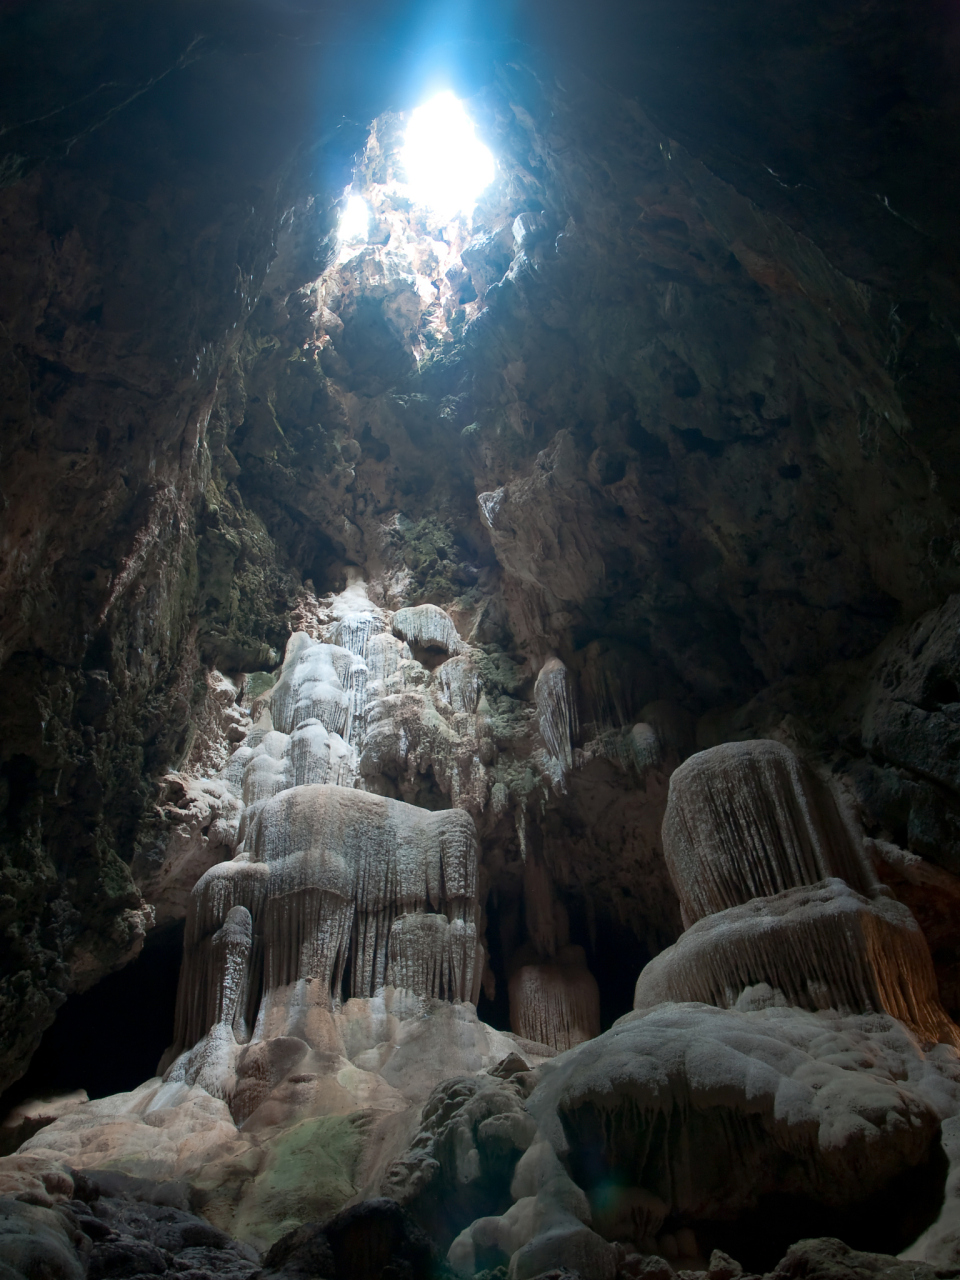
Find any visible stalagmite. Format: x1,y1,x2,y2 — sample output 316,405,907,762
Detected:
576,639,654,731
509,945,601,1052
527,1003,946,1225
170,784,482,1059
634,877,960,1047
662,739,876,926
645,737,960,1048
208,906,254,1041
535,657,579,768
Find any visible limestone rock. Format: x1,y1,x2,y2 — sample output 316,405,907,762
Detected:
0,1090,87,1158
0,1197,83,1280
382,1071,538,1244
260,1198,440,1280
20,996,527,1251
133,775,243,925
771,1238,942,1280
508,946,600,1053
0,1153,75,1207
0,1173,260,1280
901,1112,960,1269
526,1003,952,1226
662,740,876,927
442,1002,960,1278
19,1077,248,1185
633,878,960,1048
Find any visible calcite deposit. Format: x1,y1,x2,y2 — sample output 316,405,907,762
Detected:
638,741,960,1049
446,1002,960,1276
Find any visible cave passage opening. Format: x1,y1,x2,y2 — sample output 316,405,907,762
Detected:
327,89,510,367
0,921,184,1149
338,89,497,244
399,89,496,219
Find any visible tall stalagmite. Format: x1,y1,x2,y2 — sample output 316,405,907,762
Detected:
636,740,960,1047
164,590,485,1093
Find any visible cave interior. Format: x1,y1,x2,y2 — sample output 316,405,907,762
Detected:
1,0,960,1276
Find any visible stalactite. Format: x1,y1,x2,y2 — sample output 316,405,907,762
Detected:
436,654,482,714
328,611,384,658
576,639,651,730
392,603,463,654
387,912,483,1003
535,657,579,769
523,850,569,958
662,739,876,926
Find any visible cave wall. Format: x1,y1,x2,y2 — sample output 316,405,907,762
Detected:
1,0,960,1099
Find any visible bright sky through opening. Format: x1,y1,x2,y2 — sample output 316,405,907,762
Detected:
339,194,371,242
400,91,495,220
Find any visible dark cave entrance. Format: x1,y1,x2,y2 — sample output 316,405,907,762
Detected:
0,920,183,1149
692,1146,949,1275
564,893,653,1031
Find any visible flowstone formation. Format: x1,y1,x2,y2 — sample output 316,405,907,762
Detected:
429,740,960,1278
7,576,684,1252
5,584,556,1247
635,740,960,1049
8,664,960,1274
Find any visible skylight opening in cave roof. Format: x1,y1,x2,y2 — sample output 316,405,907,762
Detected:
339,193,371,243
331,91,501,352
399,90,495,221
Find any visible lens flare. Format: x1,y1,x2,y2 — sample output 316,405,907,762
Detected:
400,90,495,220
